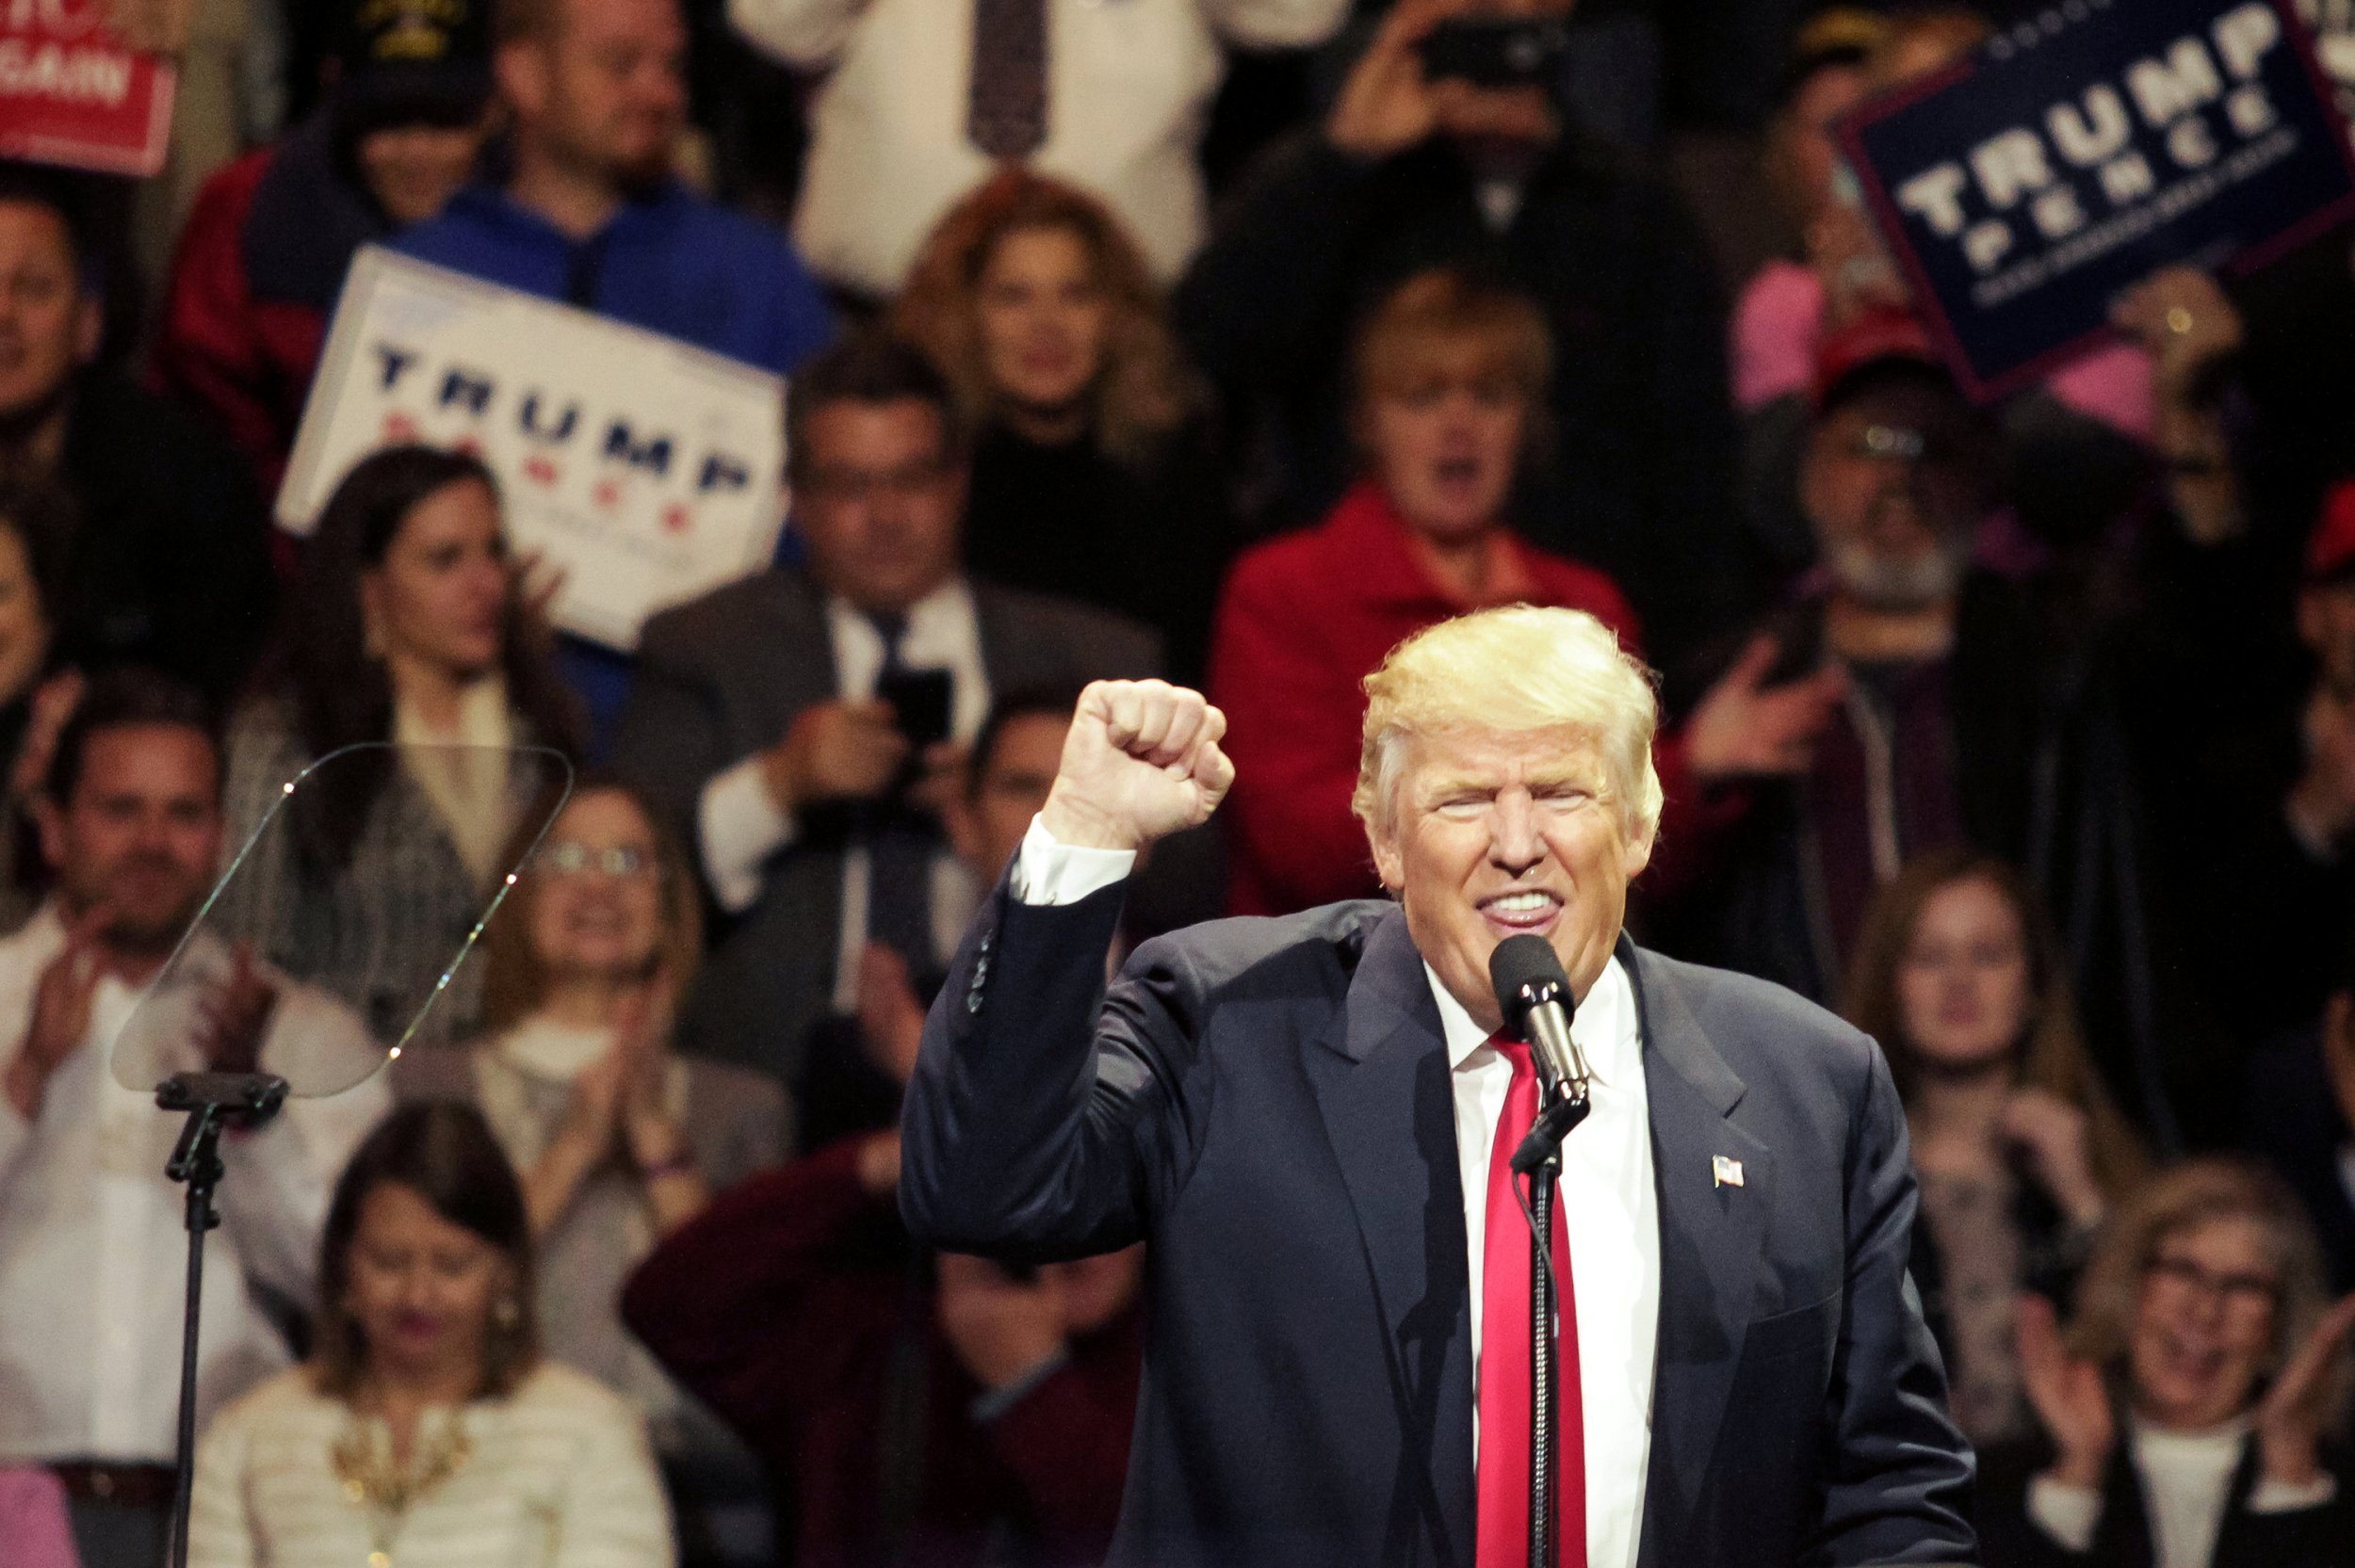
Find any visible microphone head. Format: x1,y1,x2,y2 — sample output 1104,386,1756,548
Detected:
1487,934,1568,1039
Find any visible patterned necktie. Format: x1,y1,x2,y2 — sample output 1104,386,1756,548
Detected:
1476,1036,1586,1568
968,0,1049,158
863,610,938,976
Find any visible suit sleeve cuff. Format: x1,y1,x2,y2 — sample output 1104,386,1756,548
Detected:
1009,816,1135,906
700,754,798,913
2027,1476,2103,1552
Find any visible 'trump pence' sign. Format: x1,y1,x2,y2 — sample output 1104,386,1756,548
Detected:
281,247,787,653
0,0,175,176
1840,0,2355,397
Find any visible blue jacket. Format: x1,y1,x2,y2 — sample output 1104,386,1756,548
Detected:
392,182,835,756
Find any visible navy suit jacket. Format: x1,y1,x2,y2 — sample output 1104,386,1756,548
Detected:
900,881,1977,1568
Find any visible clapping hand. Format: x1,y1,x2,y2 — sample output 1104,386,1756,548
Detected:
1039,681,1234,853
937,1253,1069,1392
2017,1293,2115,1490
1682,637,1847,782
2253,1292,2355,1487
1998,1088,2107,1229
4,904,112,1118
193,943,280,1075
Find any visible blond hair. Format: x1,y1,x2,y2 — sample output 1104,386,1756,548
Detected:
1351,606,1662,842
2065,1158,2338,1415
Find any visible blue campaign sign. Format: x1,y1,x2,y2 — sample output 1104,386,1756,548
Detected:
1838,0,2355,398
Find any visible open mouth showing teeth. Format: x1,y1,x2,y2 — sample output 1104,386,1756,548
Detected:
1480,891,1561,929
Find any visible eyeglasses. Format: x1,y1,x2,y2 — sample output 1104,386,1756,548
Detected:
532,842,653,879
2144,1254,2281,1314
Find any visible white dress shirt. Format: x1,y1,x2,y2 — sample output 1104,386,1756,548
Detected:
726,0,1348,297
697,580,990,1008
0,906,389,1463
1012,817,1659,1568
2028,1417,2339,1567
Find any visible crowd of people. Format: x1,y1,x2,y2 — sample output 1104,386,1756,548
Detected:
0,0,2351,1563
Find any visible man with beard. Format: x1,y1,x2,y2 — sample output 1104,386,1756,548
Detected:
393,0,836,752
1648,311,2085,1012
0,672,387,1568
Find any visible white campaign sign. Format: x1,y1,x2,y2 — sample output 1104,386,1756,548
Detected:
280,245,788,652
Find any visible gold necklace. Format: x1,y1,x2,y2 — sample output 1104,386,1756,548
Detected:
331,1411,476,1568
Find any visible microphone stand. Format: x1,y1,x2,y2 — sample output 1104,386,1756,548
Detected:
155,1070,288,1568
1513,1079,1590,1568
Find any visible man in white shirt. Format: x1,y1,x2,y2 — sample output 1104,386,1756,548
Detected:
724,0,1348,299
0,672,388,1568
611,331,1158,1089
899,606,1975,1567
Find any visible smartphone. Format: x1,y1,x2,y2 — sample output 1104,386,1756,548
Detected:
876,667,954,751
1418,17,1570,90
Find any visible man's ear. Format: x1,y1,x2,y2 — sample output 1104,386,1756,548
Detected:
1621,814,1656,881
493,40,546,123
2298,587,2328,655
1367,816,1404,896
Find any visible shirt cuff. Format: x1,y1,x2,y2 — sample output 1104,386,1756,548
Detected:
2249,1473,2339,1513
699,754,798,913
1009,816,1135,906
2027,1476,2103,1553
967,1345,1072,1424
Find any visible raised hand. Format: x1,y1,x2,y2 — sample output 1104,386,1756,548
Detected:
1039,681,1234,852
192,943,281,1075
1682,637,1847,781
760,700,910,816
2016,1293,2115,1489
5,905,111,1119
2112,267,2243,398
1998,1088,2106,1228
2253,1292,2355,1487
1326,0,1456,158
937,1253,1069,1391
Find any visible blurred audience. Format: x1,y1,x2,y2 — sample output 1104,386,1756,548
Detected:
187,1102,674,1568
0,479,87,929
1977,1159,2355,1568
2240,923,2355,1293
623,1107,1143,1568
796,682,1080,1150
154,0,498,492
893,171,1230,681
0,1466,80,1568
0,671,387,1568
611,331,1155,1086
726,0,1347,300
396,779,785,1565
1845,851,2151,1446
1178,0,1737,663
1210,267,1835,915
392,0,836,752
0,168,275,704
219,445,583,1047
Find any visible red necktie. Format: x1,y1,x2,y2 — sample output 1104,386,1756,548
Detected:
1476,1037,1585,1568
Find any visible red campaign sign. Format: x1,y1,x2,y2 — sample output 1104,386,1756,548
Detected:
0,1,176,177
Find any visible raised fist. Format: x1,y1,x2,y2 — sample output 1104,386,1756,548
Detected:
1039,681,1235,852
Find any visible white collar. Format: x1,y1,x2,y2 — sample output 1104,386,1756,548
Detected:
1428,951,1638,1086
824,577,973,641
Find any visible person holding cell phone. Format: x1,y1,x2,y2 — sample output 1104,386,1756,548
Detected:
611,331,1160,1094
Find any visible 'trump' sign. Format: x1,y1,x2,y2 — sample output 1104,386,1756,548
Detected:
1840,0,2355,396
0,0,174,176
282,248,788,653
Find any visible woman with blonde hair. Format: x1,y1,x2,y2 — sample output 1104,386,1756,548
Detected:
1978,1158,2355,1568
393,779,785,1562
892,169,1228,677
1845,849,2151,1444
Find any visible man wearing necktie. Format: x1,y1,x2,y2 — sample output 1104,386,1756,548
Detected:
899,605,1977,1568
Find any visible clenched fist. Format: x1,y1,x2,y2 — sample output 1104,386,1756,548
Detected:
1039,681,1235,852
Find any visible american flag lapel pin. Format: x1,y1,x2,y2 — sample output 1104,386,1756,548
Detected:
1712,1156,1745,1189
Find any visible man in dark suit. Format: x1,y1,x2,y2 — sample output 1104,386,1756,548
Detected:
899,605,1975,1568
612,331,1159,1086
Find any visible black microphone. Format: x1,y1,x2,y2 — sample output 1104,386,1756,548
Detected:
1488,935,1592,1173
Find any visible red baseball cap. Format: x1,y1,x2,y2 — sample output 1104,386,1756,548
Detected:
2307,479,2355,584
1812,307,1949,411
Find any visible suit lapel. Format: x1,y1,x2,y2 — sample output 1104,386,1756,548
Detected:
1627,944,1773,1568
1305,908,1476,1567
